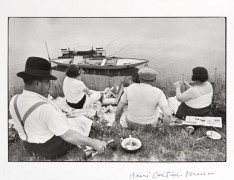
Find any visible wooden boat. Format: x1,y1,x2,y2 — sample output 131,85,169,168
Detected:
51,47,149,70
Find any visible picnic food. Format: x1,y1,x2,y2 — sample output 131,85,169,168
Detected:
83,139,115,160
121,137,142,153
124,141,139,150
103,87,116,100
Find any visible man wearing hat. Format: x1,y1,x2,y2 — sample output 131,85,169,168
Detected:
9,57,106,159
115,68,172,132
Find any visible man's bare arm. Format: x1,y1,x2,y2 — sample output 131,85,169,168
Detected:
60,129,106,153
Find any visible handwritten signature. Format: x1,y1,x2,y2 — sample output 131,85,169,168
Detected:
129,171,214,179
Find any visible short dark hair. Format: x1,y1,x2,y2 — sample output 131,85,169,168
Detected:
22,78,35,86
66,64,80,78
22,78,46,86
191,67,209,82
132,74,140,83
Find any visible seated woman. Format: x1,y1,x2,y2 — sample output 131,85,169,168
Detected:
173,67,213,120
63,64,101,109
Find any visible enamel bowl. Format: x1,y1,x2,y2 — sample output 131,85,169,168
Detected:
121,137,142,153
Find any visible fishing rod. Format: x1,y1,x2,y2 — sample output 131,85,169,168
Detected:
45,41,51,62
111,44,131,56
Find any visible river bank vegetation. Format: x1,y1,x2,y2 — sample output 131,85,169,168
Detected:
8,73,226,161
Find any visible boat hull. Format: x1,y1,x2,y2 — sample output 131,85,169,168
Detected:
51,57,149,70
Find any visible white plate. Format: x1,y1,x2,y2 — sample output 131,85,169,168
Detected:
121,137,142,151
206,130,221,140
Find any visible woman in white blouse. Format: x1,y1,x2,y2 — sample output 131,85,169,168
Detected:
174,67,213,120
63,64,101,109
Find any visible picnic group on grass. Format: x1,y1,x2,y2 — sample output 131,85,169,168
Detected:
9,56,214,160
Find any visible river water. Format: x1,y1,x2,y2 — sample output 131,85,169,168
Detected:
8,18,226,89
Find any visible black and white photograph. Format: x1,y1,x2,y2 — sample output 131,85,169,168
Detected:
8,17,226,162
1,0,234,180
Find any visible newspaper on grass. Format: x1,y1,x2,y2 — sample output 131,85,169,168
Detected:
183,116,222,128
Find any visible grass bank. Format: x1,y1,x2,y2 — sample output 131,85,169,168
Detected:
9,124,226,161
8,74,226,162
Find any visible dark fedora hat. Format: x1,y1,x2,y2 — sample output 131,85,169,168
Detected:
17,57,57,80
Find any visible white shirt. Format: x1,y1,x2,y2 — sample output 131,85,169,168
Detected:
120,83,168,124
63,76,87,103
185,82,213,108
185,92,213,108
9,90,70,143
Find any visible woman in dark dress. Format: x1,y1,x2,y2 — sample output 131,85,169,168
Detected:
174,67,213,120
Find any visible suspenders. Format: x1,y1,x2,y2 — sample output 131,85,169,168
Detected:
13,94,47,142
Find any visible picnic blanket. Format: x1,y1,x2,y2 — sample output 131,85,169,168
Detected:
52,96,223,129
51,96,128,127
168,96,181,114
9,94,222,137
66,116,93,136
52,97,97,118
